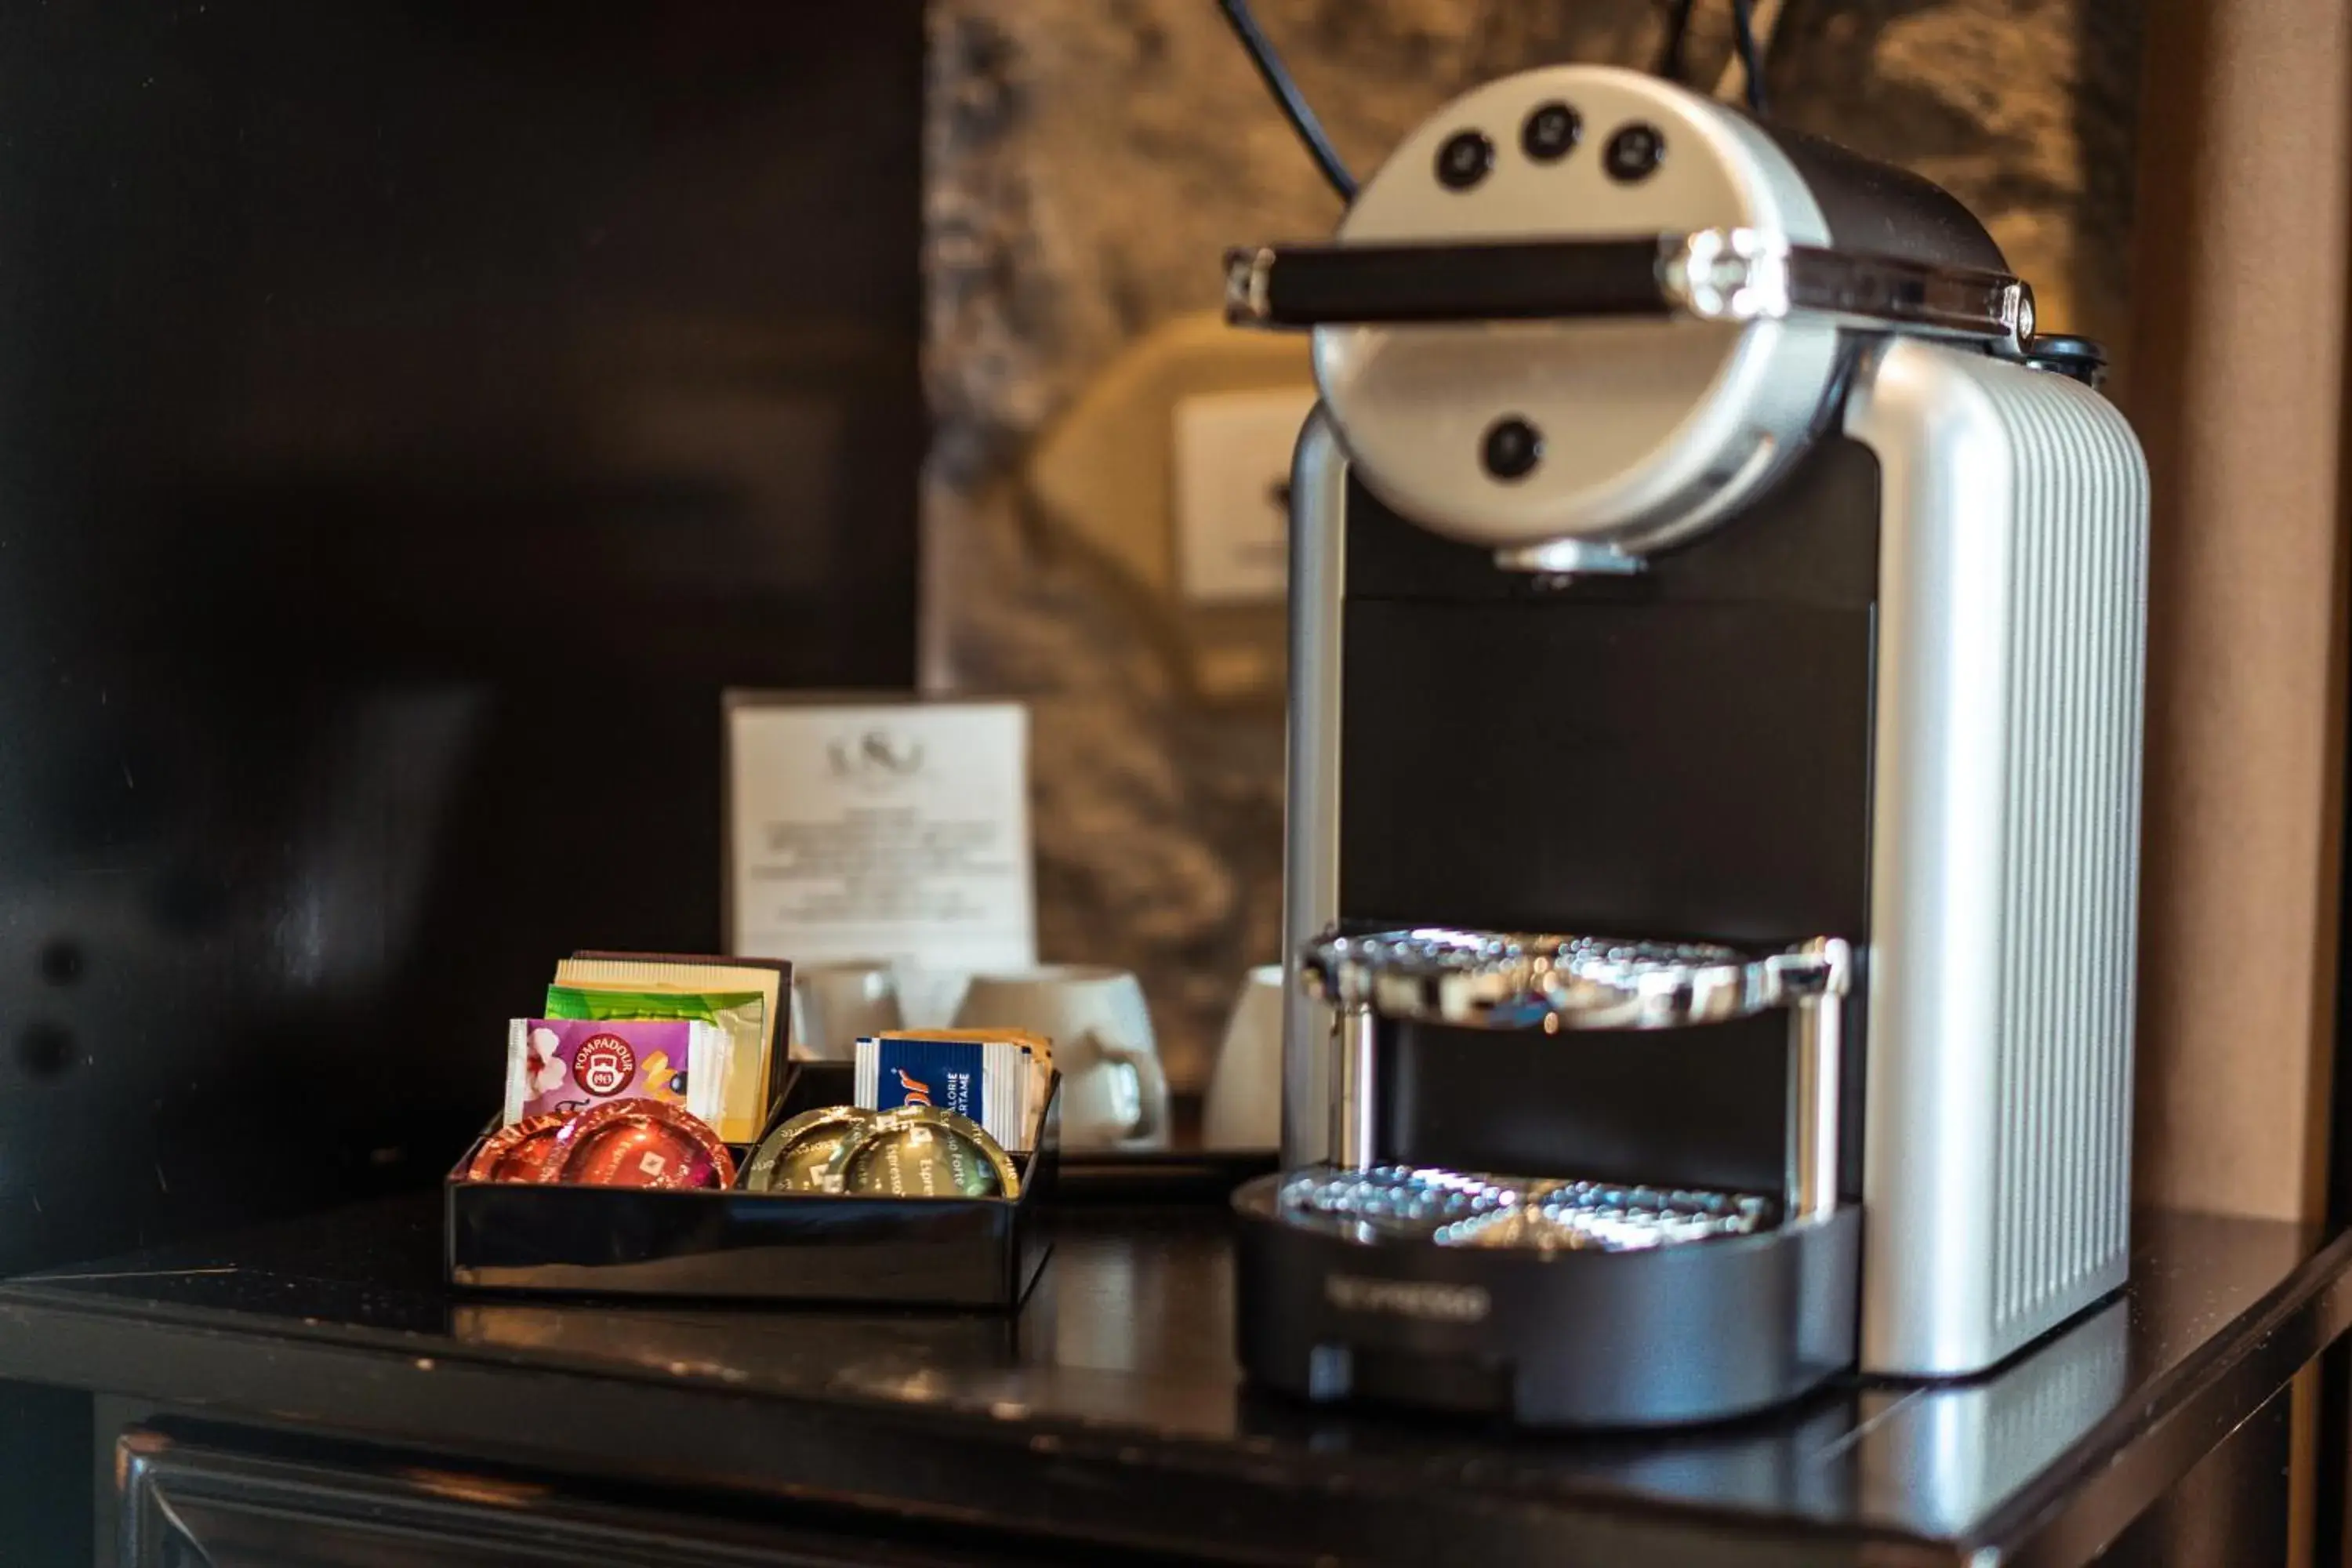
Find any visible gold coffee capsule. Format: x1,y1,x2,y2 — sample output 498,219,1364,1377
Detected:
828,1105,1020,1200
746,1105,877,1193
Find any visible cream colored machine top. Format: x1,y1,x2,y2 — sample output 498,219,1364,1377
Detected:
1313,66,1841,564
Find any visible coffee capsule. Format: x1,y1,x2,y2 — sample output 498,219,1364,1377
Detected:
548,1100,735,1190
828,1105,1020,1200
466,1114,569,1184
746,1105,877,1193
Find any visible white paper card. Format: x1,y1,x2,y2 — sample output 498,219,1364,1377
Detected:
727,699,1036,975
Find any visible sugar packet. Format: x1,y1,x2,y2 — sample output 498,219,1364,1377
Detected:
853,1033,1047,1152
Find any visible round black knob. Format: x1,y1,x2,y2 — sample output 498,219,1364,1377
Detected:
2022,334,2109,389
1435,129,1495,191
1482,417,1544,481
1603,122,1666,182
1522,101,1581,162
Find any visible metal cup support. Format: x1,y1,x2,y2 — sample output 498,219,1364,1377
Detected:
1304,931,1854,1225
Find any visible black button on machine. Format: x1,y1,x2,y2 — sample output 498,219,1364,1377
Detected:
1436,129,1495,191
1603,122,1666,182
1481,417,1544,481
2021,334,2110,389
1522,101,1581,162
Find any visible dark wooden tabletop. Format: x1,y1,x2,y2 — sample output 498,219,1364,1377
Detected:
0,1196,2343,1566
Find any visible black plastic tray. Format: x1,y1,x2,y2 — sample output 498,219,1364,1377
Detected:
445,1063,1056,1308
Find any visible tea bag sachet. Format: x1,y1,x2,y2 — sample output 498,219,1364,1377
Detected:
554,956,789,1138
542,985,766,1142
503,1017,731,1130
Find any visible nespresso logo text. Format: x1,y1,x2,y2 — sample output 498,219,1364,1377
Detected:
1324,1274,1491,1323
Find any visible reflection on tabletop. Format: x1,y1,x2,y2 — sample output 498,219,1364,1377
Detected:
1,1200,2318,1548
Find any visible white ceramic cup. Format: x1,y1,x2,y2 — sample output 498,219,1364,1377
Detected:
1203,964,1284,1151
791,960,905,1062
953,964,1169,1152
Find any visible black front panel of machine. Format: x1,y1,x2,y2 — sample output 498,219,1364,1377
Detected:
1338,439,1880,1197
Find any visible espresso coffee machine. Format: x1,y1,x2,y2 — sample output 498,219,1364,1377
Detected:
1226,64,2148,1426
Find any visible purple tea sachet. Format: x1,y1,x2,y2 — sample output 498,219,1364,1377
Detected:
501,1017,728,1128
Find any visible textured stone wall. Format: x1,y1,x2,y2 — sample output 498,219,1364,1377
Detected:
924,0,2141,1087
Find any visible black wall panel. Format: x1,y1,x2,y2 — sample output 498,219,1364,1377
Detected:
0,2,924,1268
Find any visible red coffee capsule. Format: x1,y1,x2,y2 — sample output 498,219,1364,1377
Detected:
547,1100,735,1190
466,1115,569,1184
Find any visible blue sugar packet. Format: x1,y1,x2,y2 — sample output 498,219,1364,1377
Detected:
863,1036,988,1124
855,1034,1039,1149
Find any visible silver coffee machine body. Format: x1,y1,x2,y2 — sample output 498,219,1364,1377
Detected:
1234,65,2148,1423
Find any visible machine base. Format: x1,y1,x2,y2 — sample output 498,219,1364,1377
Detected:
1232,1173,1860,1428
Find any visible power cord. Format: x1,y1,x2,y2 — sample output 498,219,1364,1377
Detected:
1656,0,1698,84
1658,0,1769,116
1215,0,1357,201
1728,0,1767,114
1218,0,1768,201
